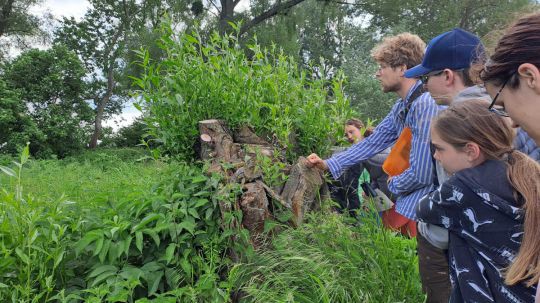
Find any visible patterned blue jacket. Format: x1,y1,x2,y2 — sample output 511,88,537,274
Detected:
417,160,537,302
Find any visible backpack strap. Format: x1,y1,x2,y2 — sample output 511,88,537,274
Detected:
402,84,426,121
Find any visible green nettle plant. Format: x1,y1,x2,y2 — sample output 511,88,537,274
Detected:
132,22,353,161
0,144,73,302
61,163,247,302
0,147,249,302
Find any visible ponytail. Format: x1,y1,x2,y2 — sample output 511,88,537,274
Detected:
505,150,540,287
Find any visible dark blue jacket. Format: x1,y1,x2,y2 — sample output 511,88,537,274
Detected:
417,160,537,302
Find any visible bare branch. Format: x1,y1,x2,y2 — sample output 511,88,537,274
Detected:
209,0,221,13
239,0,306,35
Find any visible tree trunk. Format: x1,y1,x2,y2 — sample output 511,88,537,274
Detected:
240,182,271,235
88,66,115,149
88,24,124,149
219,0,236,35
198,119,241,162
281,156,324,225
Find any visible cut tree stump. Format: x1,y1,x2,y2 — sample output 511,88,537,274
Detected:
240,182,271,234
199,119,241,161
234,125,270,145
281,156,324,225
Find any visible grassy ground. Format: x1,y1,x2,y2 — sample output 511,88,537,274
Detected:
232,209,424,303
0,148,423,302
1,148,166,205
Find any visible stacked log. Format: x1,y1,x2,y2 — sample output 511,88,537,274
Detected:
198,120,325,238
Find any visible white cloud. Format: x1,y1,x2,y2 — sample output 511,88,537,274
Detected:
32,0,90,20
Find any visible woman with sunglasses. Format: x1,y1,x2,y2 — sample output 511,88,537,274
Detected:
417,100,540,302
481,13,540,145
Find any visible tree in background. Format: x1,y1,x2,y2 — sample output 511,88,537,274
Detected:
54,0,207,149
3,45,92,157
0,79,44,155
356,0,532,40
0,0,52,58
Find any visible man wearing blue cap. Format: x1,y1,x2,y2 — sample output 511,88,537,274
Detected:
403,27,484,303
405,28,539,303
405,28,539,163
404,28,488,106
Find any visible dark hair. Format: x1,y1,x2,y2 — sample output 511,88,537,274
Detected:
454,68,475,87
345,118,374,138
433,100,540,287
480,13,540,89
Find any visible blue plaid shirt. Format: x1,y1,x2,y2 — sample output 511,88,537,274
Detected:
514,128,540,162
326,81,444,220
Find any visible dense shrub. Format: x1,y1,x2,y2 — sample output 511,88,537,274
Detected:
133,24,354,161
113,118,149,148
2,45,93,158
0,149,246,302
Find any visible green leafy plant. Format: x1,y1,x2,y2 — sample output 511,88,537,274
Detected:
132,22,353,162
0,144,74,302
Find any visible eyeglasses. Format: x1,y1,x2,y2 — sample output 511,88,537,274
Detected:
488,75,512,117
420,70,444,84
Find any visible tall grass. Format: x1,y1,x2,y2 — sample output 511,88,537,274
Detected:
231,209,424,303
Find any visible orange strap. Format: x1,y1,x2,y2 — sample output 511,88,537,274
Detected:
383,127,413,176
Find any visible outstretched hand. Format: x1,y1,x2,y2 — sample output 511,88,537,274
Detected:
306,153,328,171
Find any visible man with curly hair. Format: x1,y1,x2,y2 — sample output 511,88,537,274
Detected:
308,33,442,230
308,32,445,301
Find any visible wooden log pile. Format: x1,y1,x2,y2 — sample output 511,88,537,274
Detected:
198,119,326,240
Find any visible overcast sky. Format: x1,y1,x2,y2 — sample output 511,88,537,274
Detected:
32,0,90,20
31,0,140,131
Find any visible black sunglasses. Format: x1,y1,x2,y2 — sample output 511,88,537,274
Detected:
420,70,444,84
487,75,512,117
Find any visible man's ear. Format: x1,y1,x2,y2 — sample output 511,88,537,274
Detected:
399,64,408,75
517,63,540,94
464,142,481,162
444,69,455,85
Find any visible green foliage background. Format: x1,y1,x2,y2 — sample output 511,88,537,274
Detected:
134,25,353,161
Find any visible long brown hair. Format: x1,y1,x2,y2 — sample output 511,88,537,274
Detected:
480,13,540,89
433,100,540,287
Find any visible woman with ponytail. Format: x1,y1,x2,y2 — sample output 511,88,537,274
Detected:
417,100,540,302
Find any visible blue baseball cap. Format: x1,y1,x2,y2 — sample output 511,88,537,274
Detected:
404,28,484,78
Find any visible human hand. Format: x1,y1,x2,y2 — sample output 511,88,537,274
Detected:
306,153,328,171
